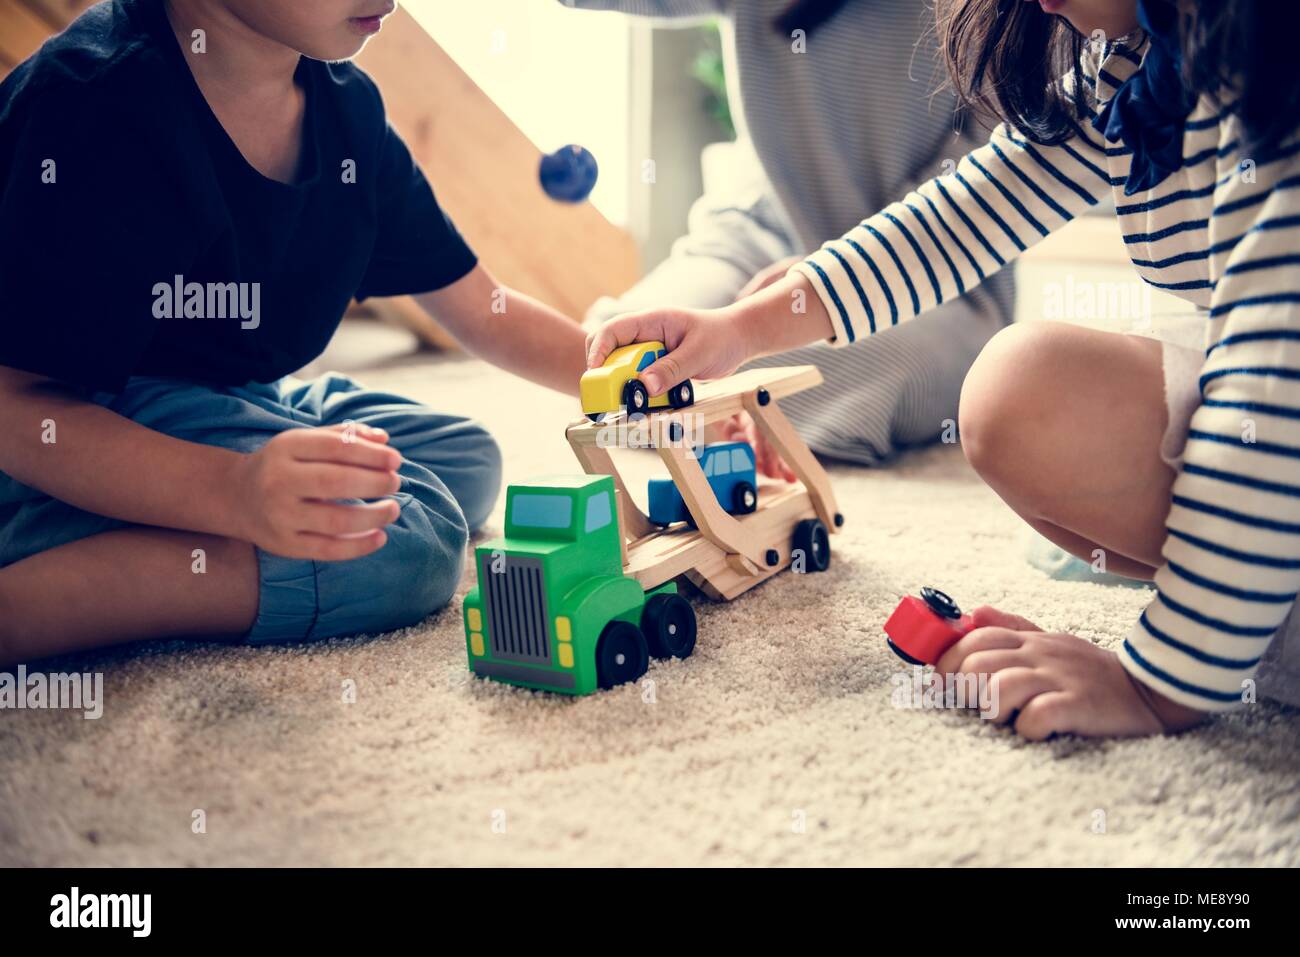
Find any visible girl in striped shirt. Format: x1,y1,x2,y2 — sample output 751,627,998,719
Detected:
587,0,1300,738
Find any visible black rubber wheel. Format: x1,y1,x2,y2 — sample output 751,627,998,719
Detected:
887,638,925,666
622,379,650,416
732,480,758,514
585,412,605,423
595,620,650,689
920,586,962,620
792,518,831,573
641,593,697,660
668,378,695,409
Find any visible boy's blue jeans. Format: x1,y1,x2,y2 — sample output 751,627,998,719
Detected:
0,372,502,643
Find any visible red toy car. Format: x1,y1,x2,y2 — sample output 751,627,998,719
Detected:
883,587,974,666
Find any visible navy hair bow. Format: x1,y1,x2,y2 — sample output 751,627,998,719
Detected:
1092,0,1197,196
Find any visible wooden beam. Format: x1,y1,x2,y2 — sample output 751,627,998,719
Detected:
743,390,840,532
350,295,460,352
354,8,639,323
655,436,768,572
620,485,817,599
0,0,56,69
19,0,96,31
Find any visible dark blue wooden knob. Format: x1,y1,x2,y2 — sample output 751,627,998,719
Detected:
539,144,598,203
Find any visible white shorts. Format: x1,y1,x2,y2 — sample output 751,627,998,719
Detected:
1157,338,1300,708
1156,339,1206,471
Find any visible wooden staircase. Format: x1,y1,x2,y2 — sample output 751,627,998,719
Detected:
0,1,94,71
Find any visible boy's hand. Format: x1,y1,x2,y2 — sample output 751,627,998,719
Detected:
232,424,403,561
720,412,797,483
586,306,751,397
934,606,1206,739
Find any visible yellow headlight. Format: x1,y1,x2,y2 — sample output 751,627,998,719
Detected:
467,607,482,631
555,616,572,643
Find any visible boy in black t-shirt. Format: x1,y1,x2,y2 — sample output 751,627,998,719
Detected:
0,1,590,662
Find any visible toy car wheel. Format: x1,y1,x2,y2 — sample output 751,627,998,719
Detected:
732,480,758,514
622,379,650,416
668,378,695,409
792,518,831,573
585,412,605,423
641,592,697,660
596,620,650,689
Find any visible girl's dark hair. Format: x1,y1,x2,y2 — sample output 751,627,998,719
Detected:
1182,1,1299,154
773,0,854,36
937,0,1087,145
937,0,1300,151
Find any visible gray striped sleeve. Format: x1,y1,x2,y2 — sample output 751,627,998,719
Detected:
557,0,727,19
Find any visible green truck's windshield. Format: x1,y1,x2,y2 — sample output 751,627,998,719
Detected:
510,494,574,530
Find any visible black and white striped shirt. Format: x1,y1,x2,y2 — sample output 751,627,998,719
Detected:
793,34,1300,712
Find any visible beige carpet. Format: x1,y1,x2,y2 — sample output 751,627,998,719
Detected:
3,345,1299,867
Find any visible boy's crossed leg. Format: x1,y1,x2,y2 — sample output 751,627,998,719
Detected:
0,374,501,666
281,372,501,532
0,528,258,664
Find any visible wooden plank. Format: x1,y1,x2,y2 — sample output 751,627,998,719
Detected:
621,486,817,599
694,488,816,599
20,0,96,30
743,390,840,532
354,8,639,322
656,439,768,571
625,530,714,592
0,0,55,68
350,295,460,352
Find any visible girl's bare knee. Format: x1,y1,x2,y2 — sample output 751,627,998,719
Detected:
959,323,1064,484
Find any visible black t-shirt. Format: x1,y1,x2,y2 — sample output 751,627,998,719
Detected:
0,0,476,393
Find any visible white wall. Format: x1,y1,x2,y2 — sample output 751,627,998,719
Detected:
406,0,635,229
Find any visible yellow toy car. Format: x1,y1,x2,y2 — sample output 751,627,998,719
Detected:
580,340,695,420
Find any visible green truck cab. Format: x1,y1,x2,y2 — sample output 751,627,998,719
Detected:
463,474,697,695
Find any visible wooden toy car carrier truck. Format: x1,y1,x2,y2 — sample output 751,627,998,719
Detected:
568,365,841,601
463,366,841,694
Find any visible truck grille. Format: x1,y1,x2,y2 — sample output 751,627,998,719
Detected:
481,554,551,663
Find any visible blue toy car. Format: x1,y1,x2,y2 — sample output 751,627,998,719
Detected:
648,441,758,526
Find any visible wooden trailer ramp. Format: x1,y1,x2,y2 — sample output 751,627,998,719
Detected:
566,366,841,601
